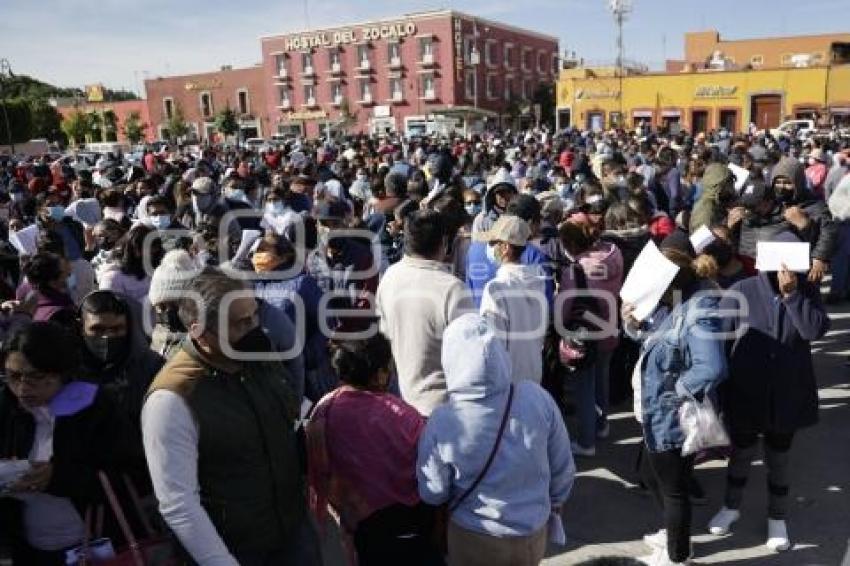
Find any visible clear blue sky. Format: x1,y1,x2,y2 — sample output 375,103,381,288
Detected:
2,0,847,94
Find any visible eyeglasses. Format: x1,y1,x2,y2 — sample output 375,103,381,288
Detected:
1,369,57,387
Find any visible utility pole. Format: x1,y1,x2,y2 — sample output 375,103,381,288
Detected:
608,0,632,126
0,59,14,155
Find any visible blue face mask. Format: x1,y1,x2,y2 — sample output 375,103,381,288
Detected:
227,189,248,203
149,214,172,231
465,202,482,217
265,202,286,216
48,205,65,222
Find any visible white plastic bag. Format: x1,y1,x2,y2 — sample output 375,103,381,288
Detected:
679,395,730,457
547,512,566,546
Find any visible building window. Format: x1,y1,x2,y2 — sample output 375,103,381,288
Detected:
812,51,825,64
388,42,401,65
465,70,475,100
485,41,496,67
274,54,288,77
521,79,529,100
278,86,290,107
200,92,213,118
330,48,342,70
609,112,623,127
781,53,792,66
464,38,474,64
522,48,532,71
163,97,174,120
504,77,513,101
504,44,514,68
357,44,370,69
237,90,249,115
303,84,316,106
750,54,764,67
486,74,495,99
552,53,559,75
537,52,545,73
420,74,436,99
390,77,403,101
301,52,314,74
359,79,372,102
419,37,434,62
331,83,343,105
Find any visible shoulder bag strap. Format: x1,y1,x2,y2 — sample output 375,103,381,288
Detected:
449,384,515,513
98,471,144,566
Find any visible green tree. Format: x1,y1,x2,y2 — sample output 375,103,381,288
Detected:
61,110,90,147
28,99,64,142
531,83,555,129
122,111,147,144
1,99,33,144
215,104,239,144
337,98,356,136
87,111,103,142
166,103,189,143
102,110,118,142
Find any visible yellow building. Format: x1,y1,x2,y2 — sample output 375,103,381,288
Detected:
556,64,850,133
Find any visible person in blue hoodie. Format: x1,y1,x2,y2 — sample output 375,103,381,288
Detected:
417,313,575,566
466,195,555,309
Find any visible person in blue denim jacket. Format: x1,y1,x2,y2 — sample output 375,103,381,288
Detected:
622,249,728,566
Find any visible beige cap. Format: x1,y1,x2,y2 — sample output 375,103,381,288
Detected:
478,215,531,246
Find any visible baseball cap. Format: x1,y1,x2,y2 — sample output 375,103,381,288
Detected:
477,215,531,246
737,177,771,210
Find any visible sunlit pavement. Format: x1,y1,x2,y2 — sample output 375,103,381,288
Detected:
545,284,850,565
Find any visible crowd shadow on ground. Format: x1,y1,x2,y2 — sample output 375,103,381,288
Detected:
546,301,850,565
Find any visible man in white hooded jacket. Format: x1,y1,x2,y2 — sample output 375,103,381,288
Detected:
479,215,548,384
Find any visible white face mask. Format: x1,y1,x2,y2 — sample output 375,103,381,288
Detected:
149,214,172,231
103,207,125,222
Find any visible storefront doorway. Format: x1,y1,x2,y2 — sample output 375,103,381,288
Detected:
751,94,782,130
587,112,604,132
719,109,738,132
691,110,709,134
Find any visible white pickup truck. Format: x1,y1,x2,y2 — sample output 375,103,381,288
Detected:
769,119,817,140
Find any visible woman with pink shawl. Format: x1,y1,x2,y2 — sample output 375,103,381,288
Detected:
306,334,443,565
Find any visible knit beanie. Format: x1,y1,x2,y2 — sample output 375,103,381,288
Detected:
148,249,199,306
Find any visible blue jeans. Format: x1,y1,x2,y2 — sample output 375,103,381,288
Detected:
830,221,850,298
572,350,614,449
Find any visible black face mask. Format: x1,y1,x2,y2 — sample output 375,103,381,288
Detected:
777,190,796,205
231,326,272,355
157,306,186,333
84,334,130,366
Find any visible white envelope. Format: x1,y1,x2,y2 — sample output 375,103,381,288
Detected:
9,224,39,257
755,242,811,272
690,225,716,254
620,240,681,321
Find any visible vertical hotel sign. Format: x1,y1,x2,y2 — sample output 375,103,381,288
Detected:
454,18,464,82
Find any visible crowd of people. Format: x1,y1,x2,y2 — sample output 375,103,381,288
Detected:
0,123,847,566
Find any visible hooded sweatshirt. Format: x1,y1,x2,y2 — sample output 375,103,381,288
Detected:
480,262,548,384
417,314,575,537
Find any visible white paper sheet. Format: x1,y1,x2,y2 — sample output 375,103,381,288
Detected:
728,163,750,192
233,229,263,263
690,225,716,254
65,198,102,227
619,240,681,321
9,224,39,256
755,242,811,272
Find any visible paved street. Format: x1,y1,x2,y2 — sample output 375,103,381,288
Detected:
545,298,850,565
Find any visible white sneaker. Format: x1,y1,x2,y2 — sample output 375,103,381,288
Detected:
643,528,667,550
636,549,691,565
570,441,596,457
708,506,741,535
766,519,791,552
